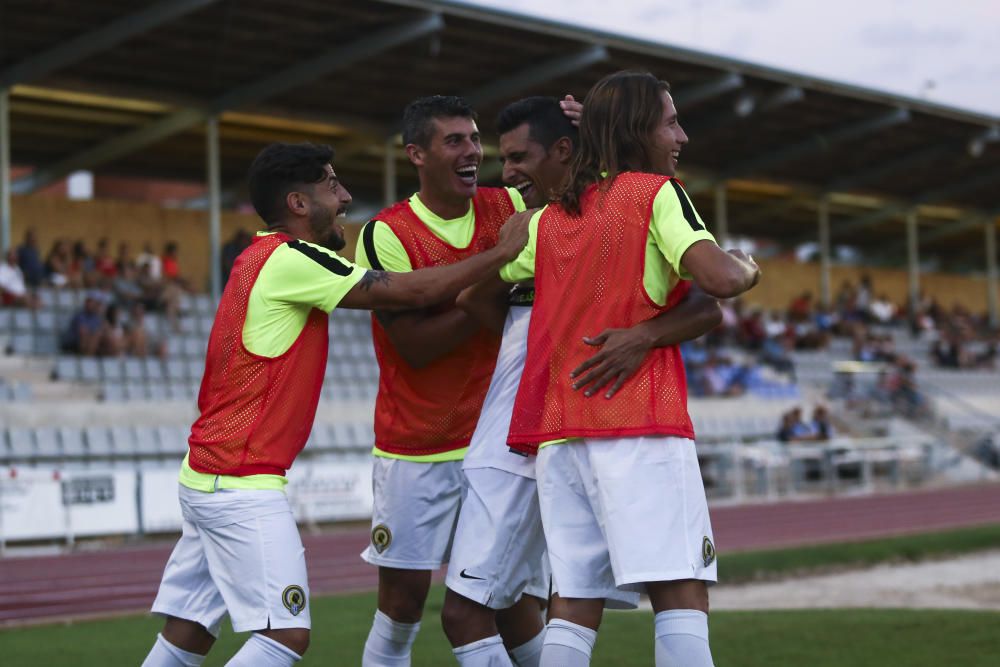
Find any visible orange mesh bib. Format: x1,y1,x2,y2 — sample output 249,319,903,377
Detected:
507,173,695,454
188,233,328,475
370,188,514,455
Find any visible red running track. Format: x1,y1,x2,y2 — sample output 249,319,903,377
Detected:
2,483,998,626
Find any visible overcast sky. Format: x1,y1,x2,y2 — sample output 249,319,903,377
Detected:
459,0,1000,116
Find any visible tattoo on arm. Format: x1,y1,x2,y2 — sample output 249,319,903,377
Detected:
359,270,391,291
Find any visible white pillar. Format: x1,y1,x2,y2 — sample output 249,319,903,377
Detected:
383,136,397,206
986,220,998,328
818,196,831,308
713,183,728,246
206,117,222,301
0,89,11,253
906,211,920,311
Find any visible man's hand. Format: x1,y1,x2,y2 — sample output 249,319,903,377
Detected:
496,209,535,260
727,249,762,289
560,94,583,127
570,327,656,398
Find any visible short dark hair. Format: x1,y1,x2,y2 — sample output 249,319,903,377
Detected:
496,96,577,151
401,95,477,148
248,142,334,225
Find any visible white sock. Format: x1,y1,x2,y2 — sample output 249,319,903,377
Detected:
509,629,545,667
142,633,206,667
225,633,301,667
362,609,421,667
540,619,596,667
654,610,714,667
453,634,514,666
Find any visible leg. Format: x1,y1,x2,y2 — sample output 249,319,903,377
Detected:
224,630,306,666
162,616,216,654
441,587,499,647
648,580,713,667
496,594,545,650
540,596,603,667
362,459,466,665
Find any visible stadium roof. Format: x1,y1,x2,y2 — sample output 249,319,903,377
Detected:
2,0,999,261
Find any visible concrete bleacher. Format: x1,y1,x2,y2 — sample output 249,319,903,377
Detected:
0,421,374,469
2,288,381,404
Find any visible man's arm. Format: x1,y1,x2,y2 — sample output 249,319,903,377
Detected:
339,210,530,321
454,275,511,335
681,243,760,299
570,285,722,398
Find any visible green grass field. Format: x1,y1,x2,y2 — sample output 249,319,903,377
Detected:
3,524,1000,666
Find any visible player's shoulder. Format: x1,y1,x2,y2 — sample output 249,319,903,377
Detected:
274,238,356,276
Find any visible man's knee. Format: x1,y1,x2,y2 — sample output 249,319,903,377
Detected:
441,589,496,644
161,616,215,655
378,568,432,622
261,628,310,657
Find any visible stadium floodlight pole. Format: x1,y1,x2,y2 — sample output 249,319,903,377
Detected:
0,89,10,253
207,116,222,301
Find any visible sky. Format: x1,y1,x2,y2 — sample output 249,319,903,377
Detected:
459,0,1000,117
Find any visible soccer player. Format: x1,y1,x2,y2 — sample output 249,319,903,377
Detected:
500,72,761,667
141,142,529,667
354,95,580,667
440,96,725,667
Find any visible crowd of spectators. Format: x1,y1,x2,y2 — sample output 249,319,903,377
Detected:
1,229,195,358
777,405,833,443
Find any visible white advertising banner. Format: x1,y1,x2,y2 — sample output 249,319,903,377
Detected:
0,467,138,541
139,469,184,534
287,460,373,523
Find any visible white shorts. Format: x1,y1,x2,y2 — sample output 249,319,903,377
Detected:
151,485,310,635
361,458,466,570
445,468,549,609
537,437,717,604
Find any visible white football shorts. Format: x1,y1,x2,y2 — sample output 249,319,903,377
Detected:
536,436,717,604
361,457,466,570
151,485,310,635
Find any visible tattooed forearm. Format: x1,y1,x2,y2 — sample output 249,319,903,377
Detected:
359,270,392,291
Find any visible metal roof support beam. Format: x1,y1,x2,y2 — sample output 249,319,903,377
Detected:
207,117,222,301
463,45,608,109
818,197,831,308
905,211,919,311
713,184,729,246
672,72,743,109
0,90,10,252
718,107,911,183
826,143,954,193
829,166,1000,241
683,85,803,137
0,0,221,87
12,14,445,195
383,137,398,207
986,221,998,327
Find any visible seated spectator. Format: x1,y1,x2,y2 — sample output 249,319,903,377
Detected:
0,249,39,308
100,303,126,357
777,407,816,442
44,239,72,288
61,291,110,356
112,262,144,309
93,237,117,278
16,230,45,288
136,242,162,281
124,302,164,358
221,229,252,285
787,291,812,323
810,405,834,441
162,241,181,282
69,240,94,287
869,293,896,324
